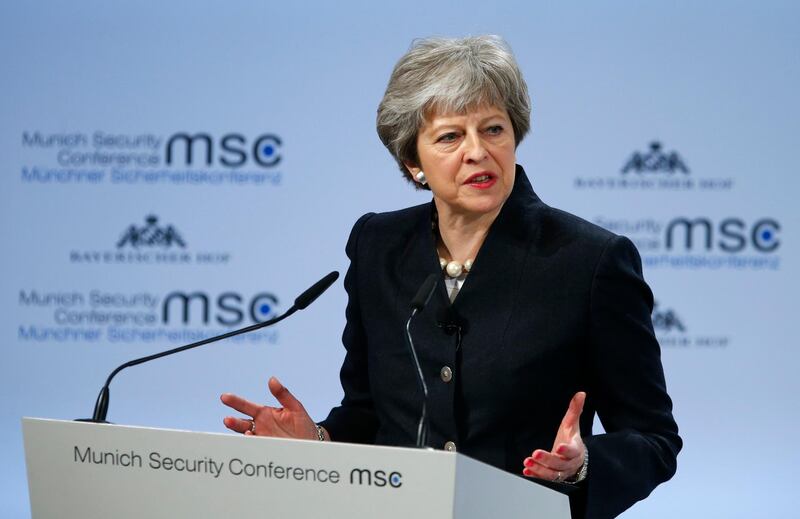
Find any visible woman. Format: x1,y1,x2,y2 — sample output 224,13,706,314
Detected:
221,36,681,519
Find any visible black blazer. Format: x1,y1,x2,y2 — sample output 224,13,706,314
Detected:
322,166,681,519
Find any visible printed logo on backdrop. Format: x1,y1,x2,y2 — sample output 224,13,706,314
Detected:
69,215,230,265
594,216,782,270
16,289,280,344
19,131,283,187
652,301,729,349
573,141,733,191
117,215,186,249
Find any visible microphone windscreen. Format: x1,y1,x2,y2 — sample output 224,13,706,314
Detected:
410,273,439,311
294,271,340,310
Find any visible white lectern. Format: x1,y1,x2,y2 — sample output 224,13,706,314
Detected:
23,418,570,518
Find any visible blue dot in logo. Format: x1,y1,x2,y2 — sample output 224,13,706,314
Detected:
259,303,271,316
262,144,274,157
391,474,400,484
762,229,773,242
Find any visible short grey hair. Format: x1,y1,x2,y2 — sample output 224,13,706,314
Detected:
377,35,531,188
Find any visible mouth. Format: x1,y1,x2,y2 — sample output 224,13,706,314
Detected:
464,172,497,188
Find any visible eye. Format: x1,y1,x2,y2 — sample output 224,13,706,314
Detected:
436,132,459,143
485,125,504,135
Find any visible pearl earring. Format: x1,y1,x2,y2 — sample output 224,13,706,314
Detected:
415,171,427,185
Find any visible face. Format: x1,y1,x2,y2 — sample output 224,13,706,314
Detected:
407,105,517,218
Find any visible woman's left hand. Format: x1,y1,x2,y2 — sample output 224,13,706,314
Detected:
522,391,586,482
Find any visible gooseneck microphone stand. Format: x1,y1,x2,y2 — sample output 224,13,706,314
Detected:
405,273,439,448
78,271,339,423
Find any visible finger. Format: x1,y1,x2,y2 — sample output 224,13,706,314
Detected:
223,416,254,434
268,377,306,413
220,393,262,417
522,461,568,482
559,391,586,431
524,450,579,473
554,441,583,460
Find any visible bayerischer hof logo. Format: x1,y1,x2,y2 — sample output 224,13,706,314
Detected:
621,141,689,175
117,215,186,249
652,300,729,349
69,214,230,265
573,140,732,191
652,301,686,333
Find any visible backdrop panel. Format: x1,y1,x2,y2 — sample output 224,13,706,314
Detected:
1,1,797,517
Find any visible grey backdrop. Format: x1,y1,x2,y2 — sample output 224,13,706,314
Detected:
1,1,797,517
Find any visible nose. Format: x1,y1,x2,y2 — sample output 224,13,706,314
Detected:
462,131,488,163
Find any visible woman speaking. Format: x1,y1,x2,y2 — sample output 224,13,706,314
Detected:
221,35,681,519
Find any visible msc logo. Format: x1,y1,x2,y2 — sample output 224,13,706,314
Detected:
349,468,403,488
652,301,685,333
117,215,186,249
622,141,689,174
165,133,282,168
665,217,780,252
162,292,279,326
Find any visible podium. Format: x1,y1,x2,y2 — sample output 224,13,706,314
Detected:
22,418,570,518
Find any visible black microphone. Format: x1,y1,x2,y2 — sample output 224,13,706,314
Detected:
405,273,439,448
295,271,339,309
411,274,438,311
437,306,465,352
78,271,340,423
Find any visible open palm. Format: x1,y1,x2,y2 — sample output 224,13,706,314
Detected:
221,376,318,440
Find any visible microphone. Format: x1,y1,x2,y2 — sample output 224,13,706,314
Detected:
437,306,465,351
78,271,340,423
411,274,438,311
405,273,438,448
295,271,339,309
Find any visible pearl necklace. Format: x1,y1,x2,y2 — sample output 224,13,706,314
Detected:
432,206,475,279
439,257,474,278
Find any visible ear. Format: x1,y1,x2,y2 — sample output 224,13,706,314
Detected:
404,162,427,186
403,161,421,177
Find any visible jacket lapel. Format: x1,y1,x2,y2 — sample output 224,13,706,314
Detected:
395,166,545,350
452,166,543,346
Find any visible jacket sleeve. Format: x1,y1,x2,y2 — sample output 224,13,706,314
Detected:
319,213,380,444
582,235,682,519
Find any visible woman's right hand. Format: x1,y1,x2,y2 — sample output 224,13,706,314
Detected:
221,376,322,440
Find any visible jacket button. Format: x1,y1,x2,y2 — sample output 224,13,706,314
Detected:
444,441,457,452
440,366,453,383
